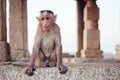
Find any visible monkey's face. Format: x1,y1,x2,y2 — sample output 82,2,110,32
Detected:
38,12,55,31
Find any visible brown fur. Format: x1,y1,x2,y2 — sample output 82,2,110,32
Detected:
25,11,67,76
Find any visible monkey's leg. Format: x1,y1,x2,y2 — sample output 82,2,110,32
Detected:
48,51,57,67
34,52,42,67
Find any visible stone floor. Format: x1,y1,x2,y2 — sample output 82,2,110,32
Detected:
0,58,120,80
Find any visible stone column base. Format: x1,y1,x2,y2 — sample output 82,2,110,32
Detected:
75,50,81,57
81,49,103,58
10,50,30,60
0,41,11,61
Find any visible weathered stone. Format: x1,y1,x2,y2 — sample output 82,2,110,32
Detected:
0,41,11,61
81,0,103,58
115,44,120,60
0,0,7,41
0,0,11,62
10,50,29,60
84,0,99,22
83,29,100,50
0,58,120,80
62,53,74,58
76,0,85,57
81,49,103,58
9,0,29,60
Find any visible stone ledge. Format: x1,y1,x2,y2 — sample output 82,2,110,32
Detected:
0,58,120,80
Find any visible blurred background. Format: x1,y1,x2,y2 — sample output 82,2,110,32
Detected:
7,0,120,57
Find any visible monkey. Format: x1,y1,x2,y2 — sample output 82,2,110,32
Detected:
25,10,68,76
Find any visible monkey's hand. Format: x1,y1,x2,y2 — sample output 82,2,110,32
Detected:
25,66,35,76
59,64,68,74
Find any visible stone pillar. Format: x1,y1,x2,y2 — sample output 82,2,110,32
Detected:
0,0,11,61
115,44,120,60
81,0,103,58
9,0,29,60
75,0,85,57
0,0,7,41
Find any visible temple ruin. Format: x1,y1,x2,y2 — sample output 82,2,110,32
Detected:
0,0,104,61
0,0,120,80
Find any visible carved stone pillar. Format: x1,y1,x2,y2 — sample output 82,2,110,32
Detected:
9,0,29,60
75,0,85,57
0,0,11,61
81,0,103,58
0,0,7,41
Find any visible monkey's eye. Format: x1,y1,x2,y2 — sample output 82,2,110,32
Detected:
46,17,49,20
41,18,44,21
41,17,50,21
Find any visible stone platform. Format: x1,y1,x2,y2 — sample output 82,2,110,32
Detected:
0,58,120,80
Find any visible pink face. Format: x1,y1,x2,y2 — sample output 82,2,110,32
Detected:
38,12,54,31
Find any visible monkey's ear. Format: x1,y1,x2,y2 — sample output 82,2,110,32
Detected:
36,17,40,21
54,14,57,22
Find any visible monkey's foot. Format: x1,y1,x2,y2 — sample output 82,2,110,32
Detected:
25,66,35,76
59,65,68,74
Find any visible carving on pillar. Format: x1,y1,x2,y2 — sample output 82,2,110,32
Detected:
81,0,103,58
0,0,11,61
9,0,29,60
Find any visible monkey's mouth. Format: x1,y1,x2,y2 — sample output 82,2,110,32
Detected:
44,26,50,31
44,26,49,28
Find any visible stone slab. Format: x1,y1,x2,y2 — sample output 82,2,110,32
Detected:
81,49,103,58
0,58,120,80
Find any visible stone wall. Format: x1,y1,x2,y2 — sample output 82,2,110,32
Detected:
0,58,120,80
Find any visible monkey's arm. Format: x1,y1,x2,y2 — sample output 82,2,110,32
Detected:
25,40,41,76
55,34,68,74
54,27,62,67
29,45,37,67
55,26,68,74
56,42,62,67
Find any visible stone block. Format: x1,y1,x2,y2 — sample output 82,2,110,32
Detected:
84,2,99,21
81,49,103,58
0,41,11,61
83,29,100,50
10,50,29,60
62,53,74,58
